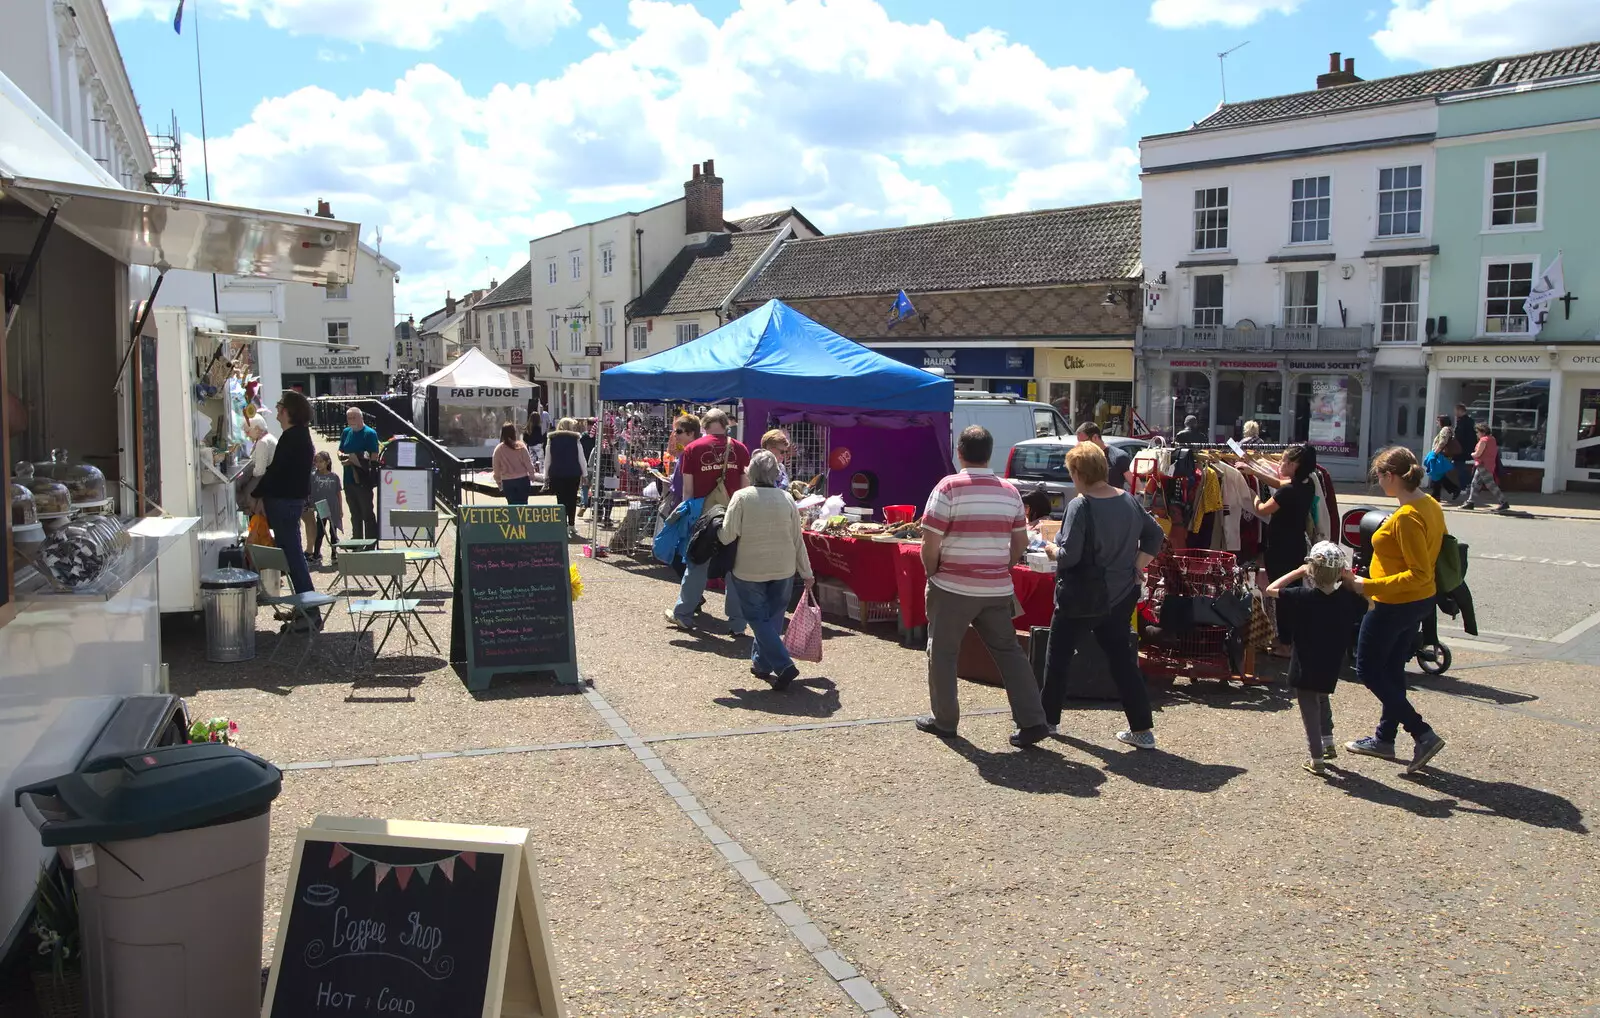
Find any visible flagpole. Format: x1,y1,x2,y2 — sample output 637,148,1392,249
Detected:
191,0,218,312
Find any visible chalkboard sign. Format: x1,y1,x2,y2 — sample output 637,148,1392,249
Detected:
262,817,565,1018
452,505,579,691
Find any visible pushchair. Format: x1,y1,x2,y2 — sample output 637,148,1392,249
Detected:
1342,508,1477,676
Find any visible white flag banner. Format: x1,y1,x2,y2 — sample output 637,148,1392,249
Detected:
1523,252,1564,336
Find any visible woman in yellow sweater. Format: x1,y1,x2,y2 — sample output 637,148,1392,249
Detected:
1346,446,1447,773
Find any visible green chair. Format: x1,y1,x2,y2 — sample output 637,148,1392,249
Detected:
339,550,439,665
246,544,337,668
387,508,451,592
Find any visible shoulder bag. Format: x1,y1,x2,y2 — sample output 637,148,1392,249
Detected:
702,439,735,511
1055,495,1109,620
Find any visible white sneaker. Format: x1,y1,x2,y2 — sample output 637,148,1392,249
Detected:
1116,729,1157,750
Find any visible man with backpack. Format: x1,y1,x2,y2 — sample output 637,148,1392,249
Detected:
666,408,751,634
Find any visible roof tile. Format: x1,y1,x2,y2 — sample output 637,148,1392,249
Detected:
1194,41,1600,131
626,230,782,318
737,200,1141,302
475,262,532,309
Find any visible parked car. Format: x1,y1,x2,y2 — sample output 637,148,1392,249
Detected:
952,393,1070,472
1003,434,1150,513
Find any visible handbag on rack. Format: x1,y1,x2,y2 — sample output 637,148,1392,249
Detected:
1055,496,1109,620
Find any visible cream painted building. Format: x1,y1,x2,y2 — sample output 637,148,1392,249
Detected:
0,0,157,193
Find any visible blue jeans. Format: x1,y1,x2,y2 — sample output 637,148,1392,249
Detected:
263,497,316,599
729,577,795,676
674,558,745,632
502,476,533,504
1355,597,1435,742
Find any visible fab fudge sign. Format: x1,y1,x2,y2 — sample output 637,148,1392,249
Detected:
447,387,524,399
263,817,565,1018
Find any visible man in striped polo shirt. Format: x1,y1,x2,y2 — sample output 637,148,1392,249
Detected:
917,426,1050,748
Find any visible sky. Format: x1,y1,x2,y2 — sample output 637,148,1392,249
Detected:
104,0,1600,320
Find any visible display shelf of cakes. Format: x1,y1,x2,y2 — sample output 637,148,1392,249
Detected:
11,458,131,591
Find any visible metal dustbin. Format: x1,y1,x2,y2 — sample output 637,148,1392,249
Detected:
201,567,259,662
15,742,283,1018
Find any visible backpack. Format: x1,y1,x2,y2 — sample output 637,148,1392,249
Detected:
1436,532,1465,594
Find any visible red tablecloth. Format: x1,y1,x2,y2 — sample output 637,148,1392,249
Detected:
893,543,1055,630
803,532,903,603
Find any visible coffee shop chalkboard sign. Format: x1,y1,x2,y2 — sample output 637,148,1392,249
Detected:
261,817,565,1018
450,504,579,691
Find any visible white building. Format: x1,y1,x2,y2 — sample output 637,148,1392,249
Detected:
1138,52,1442,478
162,221,399,401
0,0,156,193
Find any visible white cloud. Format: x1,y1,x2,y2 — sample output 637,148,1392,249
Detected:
1372,0,1600,65
1149,0,1300,28
198,0,1146,311
108,0,579,49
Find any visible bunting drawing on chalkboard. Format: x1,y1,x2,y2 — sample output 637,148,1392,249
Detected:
327,842,478,890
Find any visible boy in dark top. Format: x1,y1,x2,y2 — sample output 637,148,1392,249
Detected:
1267,541,1369,775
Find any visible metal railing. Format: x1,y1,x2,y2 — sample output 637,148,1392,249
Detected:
1138,324,1374,352
309,394,469,513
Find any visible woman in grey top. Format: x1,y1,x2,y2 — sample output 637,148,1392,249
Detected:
1041,442,1165,749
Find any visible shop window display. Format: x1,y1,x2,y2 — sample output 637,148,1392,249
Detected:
1447,378,1548,463
1289,375,1362,457
1149,370,1211,435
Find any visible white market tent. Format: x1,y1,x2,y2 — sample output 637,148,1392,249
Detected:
414,348,536,459
415,347,535,404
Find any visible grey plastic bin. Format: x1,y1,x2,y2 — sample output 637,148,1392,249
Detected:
16,742,283,1018
201,567,259,662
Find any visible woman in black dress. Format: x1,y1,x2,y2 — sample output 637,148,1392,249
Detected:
1252,444,1318,656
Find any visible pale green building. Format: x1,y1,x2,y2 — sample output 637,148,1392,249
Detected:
1426,75,1600,493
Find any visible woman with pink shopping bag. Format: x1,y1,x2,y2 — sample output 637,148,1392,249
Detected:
718,451,815,689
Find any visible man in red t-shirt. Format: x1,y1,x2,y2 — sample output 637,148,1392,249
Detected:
668,407,751,635
680,408,751,505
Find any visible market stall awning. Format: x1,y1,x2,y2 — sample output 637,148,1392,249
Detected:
600,299,955,412
417,347,536,403
0,71,358,285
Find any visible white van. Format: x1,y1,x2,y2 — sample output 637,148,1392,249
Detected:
951,393,1070,470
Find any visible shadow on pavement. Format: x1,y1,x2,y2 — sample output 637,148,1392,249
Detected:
1326,766,1587,833
713,678,842,718
1057,735,1248,793
1152,679,1293,715
1409,674,1538,706
942,737,1106,797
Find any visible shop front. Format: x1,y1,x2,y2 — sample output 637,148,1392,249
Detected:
873,345,1035,396
1142,353,1373,478
282,350,384,397
1422,345,1600,494
1036,347,1135,435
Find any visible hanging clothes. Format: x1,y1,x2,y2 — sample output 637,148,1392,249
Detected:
1215,460,1256,553
1190,464,1224,534
1307,470,1333,544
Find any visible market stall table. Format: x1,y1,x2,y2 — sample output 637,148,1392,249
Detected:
893,543,1055,631
802,532,902,604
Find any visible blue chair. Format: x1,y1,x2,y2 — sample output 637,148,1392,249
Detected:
338,550,439,665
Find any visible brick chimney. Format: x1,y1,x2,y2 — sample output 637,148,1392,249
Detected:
1316,52,1362,89
314,198,333,218
446,290,456,316
684,158,725,234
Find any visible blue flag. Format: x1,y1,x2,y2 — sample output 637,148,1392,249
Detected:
888,290,915,327
173,0,184,33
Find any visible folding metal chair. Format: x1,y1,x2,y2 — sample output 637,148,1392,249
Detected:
387,508,451,592
338,550,440,664
246,544,337,668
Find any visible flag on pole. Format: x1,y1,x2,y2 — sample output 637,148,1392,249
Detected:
172,0,185,33
887,290,915,328
1524,252,1564,336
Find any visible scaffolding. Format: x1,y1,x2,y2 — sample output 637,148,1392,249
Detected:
144,112,185,195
